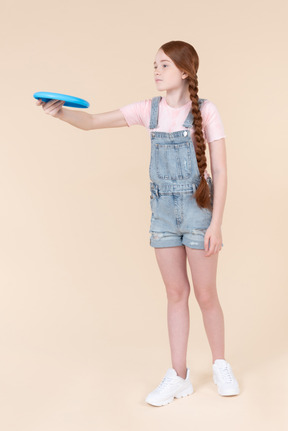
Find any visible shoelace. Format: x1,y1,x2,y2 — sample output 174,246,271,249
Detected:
156,376,175,392
218,364,234,383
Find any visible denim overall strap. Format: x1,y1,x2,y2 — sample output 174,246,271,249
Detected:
149,96,207,129
149,96,162,129
182,98,207,128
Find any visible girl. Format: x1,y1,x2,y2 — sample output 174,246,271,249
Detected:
36,40,240,407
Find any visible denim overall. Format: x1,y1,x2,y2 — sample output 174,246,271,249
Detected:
149,96,214,249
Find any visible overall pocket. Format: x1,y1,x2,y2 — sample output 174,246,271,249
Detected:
155,142,193,180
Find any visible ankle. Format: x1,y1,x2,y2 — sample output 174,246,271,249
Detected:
212,357,226,364
174,367,187,379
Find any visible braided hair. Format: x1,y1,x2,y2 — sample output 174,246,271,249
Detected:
159,40,212,210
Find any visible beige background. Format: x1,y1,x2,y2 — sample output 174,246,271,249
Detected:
1,0,287,429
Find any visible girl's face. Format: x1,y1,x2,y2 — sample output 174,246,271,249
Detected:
153,49,188,92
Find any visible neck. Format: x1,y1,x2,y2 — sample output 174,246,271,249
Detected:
165,88,191,108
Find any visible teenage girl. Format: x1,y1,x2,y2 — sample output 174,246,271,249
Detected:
35,40,240,407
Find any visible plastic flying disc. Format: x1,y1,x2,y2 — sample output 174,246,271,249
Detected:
33,91,90,108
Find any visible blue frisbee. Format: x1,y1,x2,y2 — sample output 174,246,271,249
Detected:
33,91,90,108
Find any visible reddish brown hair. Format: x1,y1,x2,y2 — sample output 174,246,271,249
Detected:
159,40,212,210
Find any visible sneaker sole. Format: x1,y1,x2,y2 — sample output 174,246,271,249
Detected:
145,384,194,407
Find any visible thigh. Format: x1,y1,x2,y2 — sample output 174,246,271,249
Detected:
185,246,219,300
154,246,190,296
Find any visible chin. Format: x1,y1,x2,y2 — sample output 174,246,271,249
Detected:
156,83,166,90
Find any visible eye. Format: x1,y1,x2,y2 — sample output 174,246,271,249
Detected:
153,64,168,69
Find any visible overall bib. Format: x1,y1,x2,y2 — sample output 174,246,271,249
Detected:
149,96,214,250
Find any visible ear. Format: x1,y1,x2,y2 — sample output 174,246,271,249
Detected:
182,72,189,79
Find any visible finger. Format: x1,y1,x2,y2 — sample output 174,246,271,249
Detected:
46,107,60,115
204,236,209,252
45,99,62,107
204,238,211,256
48,102,64,115
206,240,217,257
44,100,64,113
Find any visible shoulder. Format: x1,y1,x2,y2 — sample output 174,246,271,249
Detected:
200,99,222,123
200,99,226,142
120,98,152,111
119,98,153,128
200,99,218,112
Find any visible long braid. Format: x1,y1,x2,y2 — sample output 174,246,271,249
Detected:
160,40,213,210
188,75,212,210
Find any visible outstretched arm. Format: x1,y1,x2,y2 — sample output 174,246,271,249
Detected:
35,99,129,130
90,110,128,130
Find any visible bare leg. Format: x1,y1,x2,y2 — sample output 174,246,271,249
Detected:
154,246,190,379
185,246,225,363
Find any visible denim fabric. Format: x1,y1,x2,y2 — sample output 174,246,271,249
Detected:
148,96,215,250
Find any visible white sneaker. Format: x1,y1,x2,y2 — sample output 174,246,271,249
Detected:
145,367,194,406
212,359,240,396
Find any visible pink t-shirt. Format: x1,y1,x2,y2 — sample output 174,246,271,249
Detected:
120,97,226,143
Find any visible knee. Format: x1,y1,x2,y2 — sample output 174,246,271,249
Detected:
195,290,217,309
166,284,190,303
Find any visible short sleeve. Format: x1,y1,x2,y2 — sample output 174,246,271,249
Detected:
119,99,151,128
201,100,226,143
